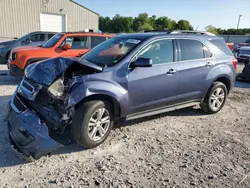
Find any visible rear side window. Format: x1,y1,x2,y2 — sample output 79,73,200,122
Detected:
179,39,212,61
91,36,108,48
28,34,45,42
210,39,233,56
48,34,55,39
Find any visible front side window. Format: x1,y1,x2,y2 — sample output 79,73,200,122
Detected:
61,36,87,49
81,37,142,67
136,39,174,64
179,39,212,61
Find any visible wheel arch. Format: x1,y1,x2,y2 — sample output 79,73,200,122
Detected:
202,75,232,102
75,94,122,119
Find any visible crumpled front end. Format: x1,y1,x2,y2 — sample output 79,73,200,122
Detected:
7,57,103,160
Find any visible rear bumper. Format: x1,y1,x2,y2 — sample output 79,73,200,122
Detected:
7,94,63,160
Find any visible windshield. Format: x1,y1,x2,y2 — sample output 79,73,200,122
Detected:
80,37,142,66
42,34,64,48
18,33,30,41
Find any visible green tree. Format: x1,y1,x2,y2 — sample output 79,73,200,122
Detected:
138,23,154,32
132,13,151,32
110,14,134,33
205,25,218,35
177,20,193,30
99,16,112,32
155,16,172,30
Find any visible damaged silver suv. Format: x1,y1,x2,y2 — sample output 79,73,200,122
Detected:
7,32,236,160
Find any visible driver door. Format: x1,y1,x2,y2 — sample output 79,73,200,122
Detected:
127,39,179,114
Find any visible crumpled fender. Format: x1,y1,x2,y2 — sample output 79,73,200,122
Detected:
66,80,128,116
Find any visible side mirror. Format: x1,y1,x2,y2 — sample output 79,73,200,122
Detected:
63,43,71,50
131,58,152,68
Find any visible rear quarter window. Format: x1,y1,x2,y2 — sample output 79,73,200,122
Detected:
210,39,233,56
91,36,109,48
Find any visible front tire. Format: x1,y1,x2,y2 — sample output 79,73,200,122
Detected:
200,82,227,114
71,100,114,149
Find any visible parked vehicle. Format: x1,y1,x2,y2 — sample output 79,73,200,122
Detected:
7,32,236,160
237,45,250,62
235,39,250,56
7,32,113,77
236,57,250,82
0,31,56,64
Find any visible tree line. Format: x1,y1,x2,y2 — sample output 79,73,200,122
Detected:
99,13,193,33
99,13,250,35
205,25,250,35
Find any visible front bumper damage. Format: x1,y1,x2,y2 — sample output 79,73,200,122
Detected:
7,92,63,161
6,57,103,161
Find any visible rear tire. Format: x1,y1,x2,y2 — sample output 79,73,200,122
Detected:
200,82,227,114
71,100,114,149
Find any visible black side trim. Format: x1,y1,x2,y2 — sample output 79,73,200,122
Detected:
126,100,200,121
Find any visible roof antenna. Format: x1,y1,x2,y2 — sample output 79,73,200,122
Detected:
195,26,199,31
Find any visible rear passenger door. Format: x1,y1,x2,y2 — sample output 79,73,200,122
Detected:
176,39,214,103
59,36,90,57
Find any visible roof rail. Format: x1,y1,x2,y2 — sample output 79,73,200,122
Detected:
143,29,172,33
170,30,216,36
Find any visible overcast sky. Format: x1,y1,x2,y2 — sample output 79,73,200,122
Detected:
75,0,250,30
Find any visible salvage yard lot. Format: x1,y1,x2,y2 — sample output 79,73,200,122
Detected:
0,64,249,187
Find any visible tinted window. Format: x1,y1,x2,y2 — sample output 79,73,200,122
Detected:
28,34,45,42
81,37,142,67
48,34,55,39
42,34,63,48
136,39,174,64
62,36,87,49
91,36,108,48
179,39,212,61
210,39,233,56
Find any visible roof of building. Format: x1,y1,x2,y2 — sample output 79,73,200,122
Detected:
70,0,99,16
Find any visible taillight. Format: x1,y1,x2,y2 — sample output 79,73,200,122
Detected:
232,57,238,70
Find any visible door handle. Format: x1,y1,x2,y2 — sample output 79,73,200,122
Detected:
167,69,177,75
205,62,212,67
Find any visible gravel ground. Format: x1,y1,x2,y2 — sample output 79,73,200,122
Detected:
0,64,249,188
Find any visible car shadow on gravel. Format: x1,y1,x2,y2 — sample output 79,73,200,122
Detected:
116,107,208,128
235,81,250,89
0,70,22,86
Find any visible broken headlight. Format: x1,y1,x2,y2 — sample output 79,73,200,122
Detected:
47,78,65,99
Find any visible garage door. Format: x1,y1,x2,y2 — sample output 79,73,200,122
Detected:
40,13,66,32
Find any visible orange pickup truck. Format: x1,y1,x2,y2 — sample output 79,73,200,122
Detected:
8,32,113,76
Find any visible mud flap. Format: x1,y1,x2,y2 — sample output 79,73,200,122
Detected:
8,109,63,160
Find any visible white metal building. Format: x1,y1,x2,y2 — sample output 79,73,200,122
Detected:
0,0,99,41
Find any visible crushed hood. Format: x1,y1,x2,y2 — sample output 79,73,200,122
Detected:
25,57,104,86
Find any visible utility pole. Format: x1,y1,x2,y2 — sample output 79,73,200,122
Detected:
236,15,243,35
